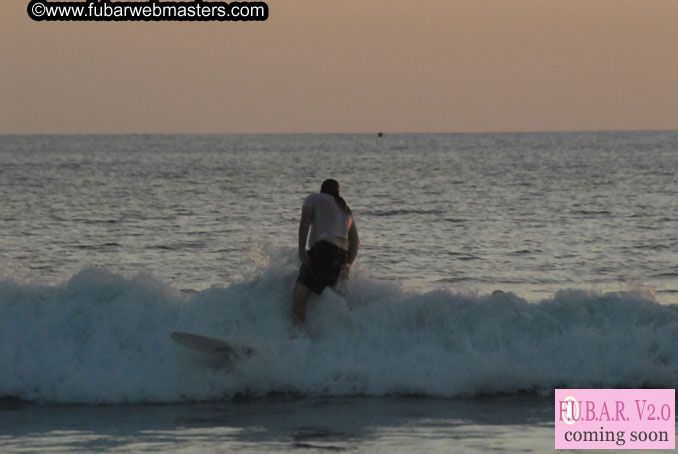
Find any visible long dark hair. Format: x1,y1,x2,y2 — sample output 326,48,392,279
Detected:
321,179,351,215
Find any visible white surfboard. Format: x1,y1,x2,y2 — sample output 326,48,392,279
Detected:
170,332,257,366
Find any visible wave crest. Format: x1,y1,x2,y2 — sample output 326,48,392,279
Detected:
1,263,677,404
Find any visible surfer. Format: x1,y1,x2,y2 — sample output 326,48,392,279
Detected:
292,179,360,324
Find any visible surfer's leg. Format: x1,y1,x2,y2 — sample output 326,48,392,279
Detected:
292,282,312,324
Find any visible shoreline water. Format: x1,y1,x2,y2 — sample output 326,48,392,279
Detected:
1,395,555,453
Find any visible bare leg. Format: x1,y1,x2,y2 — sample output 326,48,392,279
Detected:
292,282,312,325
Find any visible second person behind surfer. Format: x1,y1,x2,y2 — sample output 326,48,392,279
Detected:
292,179,360,325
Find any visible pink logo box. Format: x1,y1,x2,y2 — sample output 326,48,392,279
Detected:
555,389,675,450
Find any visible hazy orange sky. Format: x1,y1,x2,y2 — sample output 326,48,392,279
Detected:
2,0,677,134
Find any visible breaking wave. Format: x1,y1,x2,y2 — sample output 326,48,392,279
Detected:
2,253,677,404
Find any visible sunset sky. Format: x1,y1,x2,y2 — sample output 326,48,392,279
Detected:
2,0,677,134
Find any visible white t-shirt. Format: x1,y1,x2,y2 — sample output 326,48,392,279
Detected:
303,192,355,250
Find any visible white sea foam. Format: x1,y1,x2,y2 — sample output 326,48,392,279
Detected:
2,253,677,404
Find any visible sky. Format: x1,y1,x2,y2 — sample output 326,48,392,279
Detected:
2,0,677,134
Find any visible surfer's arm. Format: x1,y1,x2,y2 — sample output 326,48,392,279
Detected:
298,205,312,266
339,222,359,281
346,221,359,265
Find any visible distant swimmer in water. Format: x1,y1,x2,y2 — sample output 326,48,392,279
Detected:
292,179,360,325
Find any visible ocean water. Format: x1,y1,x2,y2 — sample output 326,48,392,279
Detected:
1,132,677,452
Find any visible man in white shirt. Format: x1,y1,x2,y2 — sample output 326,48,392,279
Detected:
292,179,360,324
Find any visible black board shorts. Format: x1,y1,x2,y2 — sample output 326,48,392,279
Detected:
297,240,348,294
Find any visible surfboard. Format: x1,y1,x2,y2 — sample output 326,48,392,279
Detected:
170,332,257,366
